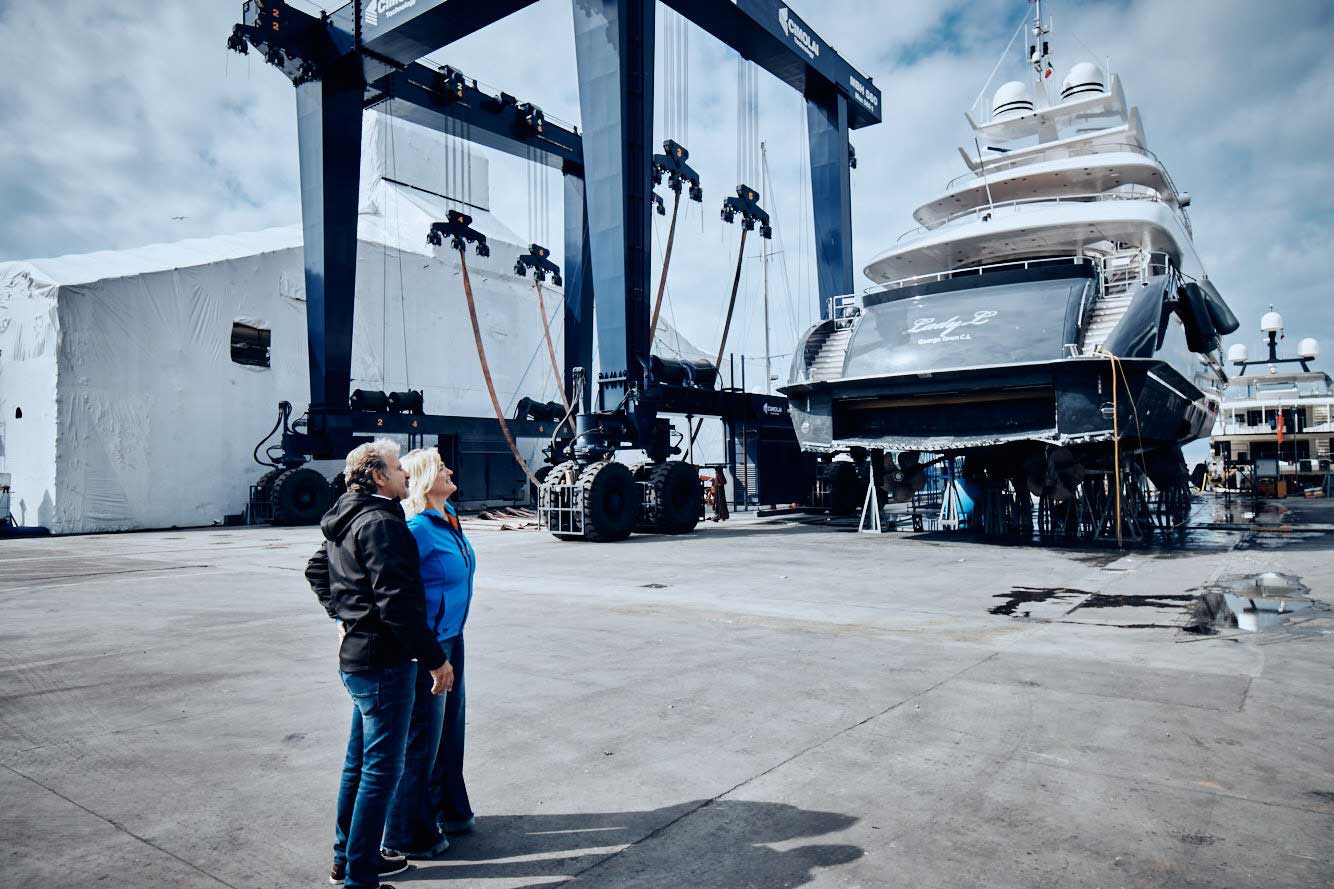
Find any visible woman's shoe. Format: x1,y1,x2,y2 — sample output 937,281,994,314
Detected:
381,835,450,859
329,852,410,884
438,815,476,835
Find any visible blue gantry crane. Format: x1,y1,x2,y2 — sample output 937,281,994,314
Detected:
227,0,881,539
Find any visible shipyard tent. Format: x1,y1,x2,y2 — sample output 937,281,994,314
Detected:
0,112,709,533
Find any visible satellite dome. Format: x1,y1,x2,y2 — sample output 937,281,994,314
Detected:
1260,310,1284,333
1299,337,1320,359
1060,62,1106,101
1226,343,1248,364
991,81,1034,121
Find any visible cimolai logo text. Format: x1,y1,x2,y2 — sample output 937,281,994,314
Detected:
907,310,998,345
363,0,417,29
778,7,820,59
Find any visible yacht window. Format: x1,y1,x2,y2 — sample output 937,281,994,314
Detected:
1297,380,1326,397
1246,409,1263,427
231,322,271,368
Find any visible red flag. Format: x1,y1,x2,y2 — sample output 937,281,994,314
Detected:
1276,409,1285,444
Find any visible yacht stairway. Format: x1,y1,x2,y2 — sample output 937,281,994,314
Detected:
1080,251,1148,353
808,326,853,382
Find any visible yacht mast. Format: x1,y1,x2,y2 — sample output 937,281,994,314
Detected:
1030,0,1053,105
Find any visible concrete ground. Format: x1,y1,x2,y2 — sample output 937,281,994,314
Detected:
2,505,1332,888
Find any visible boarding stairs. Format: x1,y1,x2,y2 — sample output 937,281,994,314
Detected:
806,325,854,382
1080,251,1146,353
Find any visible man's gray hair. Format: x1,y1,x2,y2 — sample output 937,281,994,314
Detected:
343,439,401,494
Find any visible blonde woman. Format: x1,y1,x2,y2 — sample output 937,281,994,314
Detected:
382,448,477,859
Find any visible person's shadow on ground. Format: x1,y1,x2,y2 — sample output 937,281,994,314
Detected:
403,798,862,887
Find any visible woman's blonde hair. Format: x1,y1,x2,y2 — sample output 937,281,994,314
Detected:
401,448,444,518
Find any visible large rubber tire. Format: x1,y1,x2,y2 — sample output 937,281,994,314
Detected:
329,470,348,500
254,467,284,502
647,461,702,535
528,464,552,505
272,467,334,526
579,461,638,542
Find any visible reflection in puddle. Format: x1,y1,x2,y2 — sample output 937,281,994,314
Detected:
1198,573,1319,633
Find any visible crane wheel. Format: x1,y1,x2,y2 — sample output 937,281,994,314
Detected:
644,461,701,534
271,467,334,526
578,461,638,542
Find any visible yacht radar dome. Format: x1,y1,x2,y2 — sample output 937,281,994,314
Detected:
1060,62,1106,101
1299,337,1320,360
1227,343,1248,364
991,81,1035,121
1260,310,1284,333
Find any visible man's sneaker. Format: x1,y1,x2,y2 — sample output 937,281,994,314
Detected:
438,815,476,835
381,834,450,859
328,852,410,884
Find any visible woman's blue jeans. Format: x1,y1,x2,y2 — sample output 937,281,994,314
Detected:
430,635,473,827
333,662,415,889
382,635,473,851
382,660,445,851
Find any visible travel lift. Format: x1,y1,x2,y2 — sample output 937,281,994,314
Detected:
227,0,881,540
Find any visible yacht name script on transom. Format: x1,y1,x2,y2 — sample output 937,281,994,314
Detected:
907,310,998,344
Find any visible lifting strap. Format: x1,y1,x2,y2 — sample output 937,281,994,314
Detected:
690,226,748,446
533,278,572,422
649,188,681,346
459,251,539,486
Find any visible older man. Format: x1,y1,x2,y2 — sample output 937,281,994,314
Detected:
306,440,454,889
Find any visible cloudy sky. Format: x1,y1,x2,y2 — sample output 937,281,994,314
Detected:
2,0,1332,380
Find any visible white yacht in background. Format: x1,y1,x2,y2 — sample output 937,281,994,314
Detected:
1210,309,1333,492
782,1,1238,536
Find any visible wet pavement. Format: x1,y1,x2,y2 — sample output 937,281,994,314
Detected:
1,496,1331,888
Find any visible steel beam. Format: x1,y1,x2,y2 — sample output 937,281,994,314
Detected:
662,0,881,128
572,0,655,410
563,174,595,408
296,68,364,415
808,91,854,316
371,63,582,173
332,0,540,75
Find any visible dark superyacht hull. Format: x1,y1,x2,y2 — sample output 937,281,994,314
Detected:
781,264,1222,468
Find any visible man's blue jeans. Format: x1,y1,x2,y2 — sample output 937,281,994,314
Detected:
334,662,415,889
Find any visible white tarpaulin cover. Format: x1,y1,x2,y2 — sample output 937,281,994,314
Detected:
0,112,708,533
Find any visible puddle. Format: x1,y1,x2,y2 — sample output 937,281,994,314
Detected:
1193,573,1321,633
1073,593,1197,610
988,587,1087,617
991,572,1327,634
1234,530,1334,552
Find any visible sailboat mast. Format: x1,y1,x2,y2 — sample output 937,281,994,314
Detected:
761,141,772,395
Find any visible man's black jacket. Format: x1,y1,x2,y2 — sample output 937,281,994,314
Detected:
306,492,447,673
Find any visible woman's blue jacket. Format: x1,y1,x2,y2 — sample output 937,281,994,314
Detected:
406,504,476,643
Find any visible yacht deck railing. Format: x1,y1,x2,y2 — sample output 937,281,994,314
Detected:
827,252,1174,328
945,143,1179,191
896,187,1179,244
